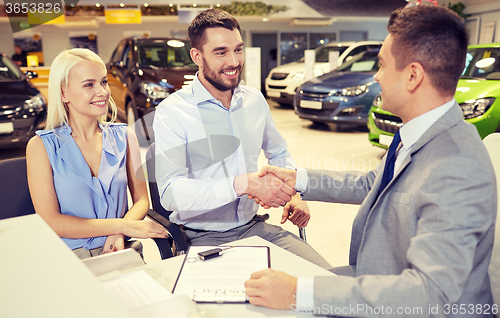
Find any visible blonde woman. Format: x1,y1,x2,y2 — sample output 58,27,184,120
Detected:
26,48,167,259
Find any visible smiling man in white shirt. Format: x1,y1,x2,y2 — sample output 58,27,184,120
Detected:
153,9,330,268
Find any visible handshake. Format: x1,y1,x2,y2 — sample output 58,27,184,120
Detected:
234,166,298,208
234,166,308,227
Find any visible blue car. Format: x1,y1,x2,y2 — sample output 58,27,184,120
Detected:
294,49,381,127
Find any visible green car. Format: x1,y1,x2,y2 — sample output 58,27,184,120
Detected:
368,43,500,148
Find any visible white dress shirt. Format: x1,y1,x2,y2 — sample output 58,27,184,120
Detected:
153,73,296,231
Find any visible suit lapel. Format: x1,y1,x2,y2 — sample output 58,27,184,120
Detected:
350,103,465,265
361,103,463,225
378,103,464,196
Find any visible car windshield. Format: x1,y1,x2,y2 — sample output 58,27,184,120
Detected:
462,47,500,80
315,45,349,62
0,56,22,80
137,40,196,68
297,45,349,63
336,50,379,72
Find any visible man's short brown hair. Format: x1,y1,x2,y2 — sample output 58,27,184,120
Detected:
388,5,468,96
188,9,242,50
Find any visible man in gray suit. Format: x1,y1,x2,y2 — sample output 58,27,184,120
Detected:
245,5,497,317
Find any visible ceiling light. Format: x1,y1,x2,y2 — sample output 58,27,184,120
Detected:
120,3,124,7
95,3,100,7
144,3,148,7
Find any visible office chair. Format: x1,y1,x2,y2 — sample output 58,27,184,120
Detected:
0,157,36,220
145,143,188,258
146,143,306,245
0,156,176,260
484,133,500,311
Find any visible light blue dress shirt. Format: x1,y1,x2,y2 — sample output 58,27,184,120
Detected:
36,123,129,250
294,99,456,310
153,73,296,231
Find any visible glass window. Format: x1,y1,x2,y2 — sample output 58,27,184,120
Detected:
0,56,22,80
462,48,500,79
137,39,195,68
336,50,379,72
309,33,336,50
110,41,126,63
280,33,307,65
315,45,349,63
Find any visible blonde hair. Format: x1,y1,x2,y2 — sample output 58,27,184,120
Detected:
45,48,117,130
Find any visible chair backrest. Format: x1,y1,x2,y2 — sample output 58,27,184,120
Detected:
484,133,500,305
145,142,172,219
0,157,36,220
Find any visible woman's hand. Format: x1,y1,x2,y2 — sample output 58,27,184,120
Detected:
102,234,125,254
122,219,169,239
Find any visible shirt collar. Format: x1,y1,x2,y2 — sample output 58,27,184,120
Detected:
191,71,243,110
399,99,456,151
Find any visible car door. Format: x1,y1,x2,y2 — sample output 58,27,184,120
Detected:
107,41,128,119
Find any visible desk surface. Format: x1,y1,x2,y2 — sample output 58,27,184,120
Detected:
146,236,335,318
0,214,130,318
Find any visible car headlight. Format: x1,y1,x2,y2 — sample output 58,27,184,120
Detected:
313,69,324,77
459,98,495,119
332,84,368,97
291,70,324,81
291,72,305,81
140,82,170,100
372,91,382,108
24,93,46,111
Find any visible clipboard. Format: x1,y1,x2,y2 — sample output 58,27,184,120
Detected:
172,245,270,303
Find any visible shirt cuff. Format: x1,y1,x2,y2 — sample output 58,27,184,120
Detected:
213,176,238,202
295,168,308,192
296,277,314,311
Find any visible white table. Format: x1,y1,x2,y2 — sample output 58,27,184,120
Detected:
145,236,335,318
0,214,335,318
0,214,130,318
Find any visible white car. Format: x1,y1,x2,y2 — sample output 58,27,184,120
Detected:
265,41,382,105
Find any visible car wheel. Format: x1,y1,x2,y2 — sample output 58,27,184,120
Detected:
126,101,137,127
126,101,147,143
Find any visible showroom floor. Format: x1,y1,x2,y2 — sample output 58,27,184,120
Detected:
140,99,387,267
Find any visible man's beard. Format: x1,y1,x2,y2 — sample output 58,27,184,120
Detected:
202,57,242,92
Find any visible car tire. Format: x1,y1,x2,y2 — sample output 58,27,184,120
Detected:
126,100,138,127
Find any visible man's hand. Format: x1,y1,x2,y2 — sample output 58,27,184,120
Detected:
245,268,297,310
282,193,310,228
258,166,297,189
248,166,298,208
234,172,295,208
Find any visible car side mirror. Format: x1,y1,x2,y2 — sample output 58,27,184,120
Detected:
25,71,38,79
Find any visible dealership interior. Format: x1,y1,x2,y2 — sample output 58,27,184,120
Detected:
2,0,500,317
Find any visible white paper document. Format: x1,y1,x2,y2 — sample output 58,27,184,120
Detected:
100,269,203,317
173,246,270,303
101,270,174,311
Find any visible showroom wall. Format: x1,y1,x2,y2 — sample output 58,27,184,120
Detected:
0,16,389,67
463,1,500,45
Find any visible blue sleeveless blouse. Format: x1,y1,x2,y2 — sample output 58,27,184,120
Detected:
36,123,128,250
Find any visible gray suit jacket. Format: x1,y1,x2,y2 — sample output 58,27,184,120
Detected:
303,104,497,317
